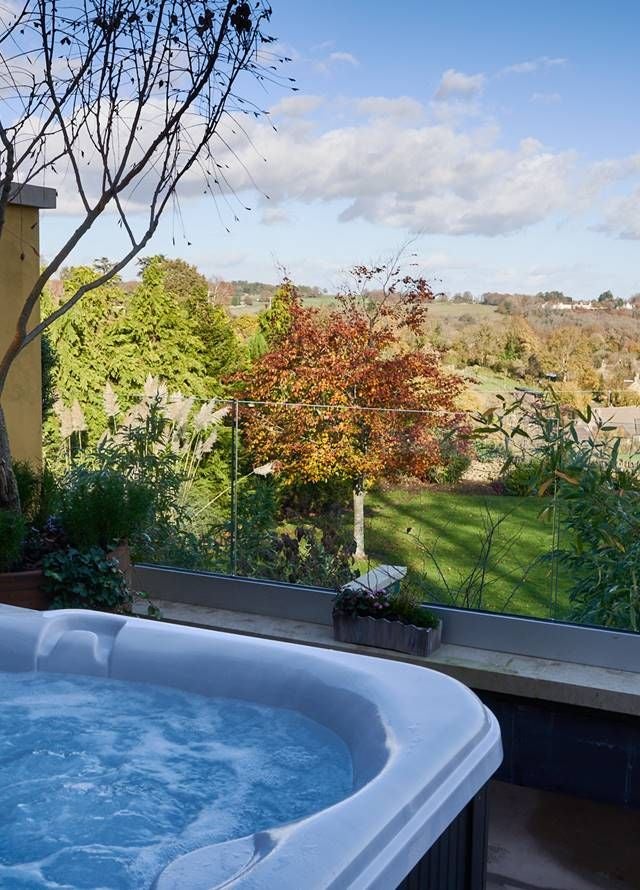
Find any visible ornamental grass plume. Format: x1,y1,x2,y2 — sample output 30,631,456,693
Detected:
54,400,72,440
70,400,87,434
164,394,194,428
193,398,220,431
103,383,120,420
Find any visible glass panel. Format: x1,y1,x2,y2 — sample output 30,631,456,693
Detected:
551,400,640,632
232,399,561,622
45,388,236,575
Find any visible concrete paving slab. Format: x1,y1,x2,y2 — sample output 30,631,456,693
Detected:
488,781,639,890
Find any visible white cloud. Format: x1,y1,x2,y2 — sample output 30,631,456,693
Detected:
314,51,359,74
501,56,567,75
354,96,424,119
575,154,640,211
212,112,580,237
42,89,640,250
310,40,335,53
435,69,486,101
270,95,325,117
596,187,640,240
530,92,562,104
328,51,359,67
261,206,290,226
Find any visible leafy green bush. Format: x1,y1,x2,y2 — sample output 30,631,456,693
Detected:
425,433,472,485
58,467,154,550
426,449,471,485
13,461,59,526
474,440,503,463
554,465,640,630
475,393,640,629
235,519,356,590
0,510,26,572
502,458,549,496
43,547,133,612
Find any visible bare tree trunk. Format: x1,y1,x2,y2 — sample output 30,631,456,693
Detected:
353,487,366,559
0,403,19,512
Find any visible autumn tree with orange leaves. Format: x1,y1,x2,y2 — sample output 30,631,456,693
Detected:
235,263,466,558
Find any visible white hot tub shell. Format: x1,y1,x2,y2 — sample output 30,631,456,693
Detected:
0,607,502,889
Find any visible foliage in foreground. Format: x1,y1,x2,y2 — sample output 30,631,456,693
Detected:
477,395,640,630
0,509,26,573
43,546,158,617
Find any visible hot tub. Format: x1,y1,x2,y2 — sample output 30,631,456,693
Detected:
0,607,501,889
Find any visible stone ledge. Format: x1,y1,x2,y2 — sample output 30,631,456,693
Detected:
139,599,640,718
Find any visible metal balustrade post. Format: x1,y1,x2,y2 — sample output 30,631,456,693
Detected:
230,399,240,576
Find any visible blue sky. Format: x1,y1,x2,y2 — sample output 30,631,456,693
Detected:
42,0,640,298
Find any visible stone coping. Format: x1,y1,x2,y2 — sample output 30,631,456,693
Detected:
137,599,640,718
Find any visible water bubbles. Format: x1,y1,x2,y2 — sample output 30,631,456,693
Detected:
0,672,352,889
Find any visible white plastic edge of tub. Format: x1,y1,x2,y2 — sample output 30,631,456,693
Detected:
0,607,502,890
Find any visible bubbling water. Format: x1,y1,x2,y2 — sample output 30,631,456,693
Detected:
0,671,353,889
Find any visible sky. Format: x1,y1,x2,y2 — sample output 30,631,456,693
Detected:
40,0,640,299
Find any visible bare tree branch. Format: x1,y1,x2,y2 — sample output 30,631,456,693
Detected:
0,0,290,508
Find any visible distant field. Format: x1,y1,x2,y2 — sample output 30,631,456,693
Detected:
466,368,521,393
355,488,570,620
228,294,339,315
427,301,498,320
228,296,501,318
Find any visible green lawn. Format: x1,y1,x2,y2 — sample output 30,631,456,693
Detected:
468,367,522,394
358,488,570,620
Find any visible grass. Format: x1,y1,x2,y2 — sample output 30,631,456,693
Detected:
356,488,571,620
467,367,522,394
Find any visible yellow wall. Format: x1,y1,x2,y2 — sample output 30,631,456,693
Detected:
0,203,42,467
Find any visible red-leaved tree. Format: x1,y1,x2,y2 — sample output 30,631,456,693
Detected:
236,263,466,557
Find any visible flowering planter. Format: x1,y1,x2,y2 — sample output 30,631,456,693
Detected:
0,569,51,610
333,613,442,657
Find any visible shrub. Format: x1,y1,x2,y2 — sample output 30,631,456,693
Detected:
475,393,640,629
238,521,356,590
474,440,503,463
553,466,640,630
58,467,154,550
43,547,160,617
0,510,26,572
43,546,134,613
502,458,549,497
426,449,471,485
425,434,472,485
13,461,59,526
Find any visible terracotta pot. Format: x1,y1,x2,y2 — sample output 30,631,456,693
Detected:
333,613,442,657
0,569,51,610
108,542,134,587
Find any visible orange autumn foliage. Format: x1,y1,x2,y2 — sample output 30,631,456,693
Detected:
235,267,467,490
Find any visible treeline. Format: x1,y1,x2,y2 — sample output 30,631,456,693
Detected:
444,289,640,309
44,257,251,461
430,308,640,405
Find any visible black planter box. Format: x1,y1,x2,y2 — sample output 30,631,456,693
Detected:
333,613,442,657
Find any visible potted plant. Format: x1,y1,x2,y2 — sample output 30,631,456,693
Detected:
0,463,155,610
42,546,159,617
0,462,68,609
0,508,40,608
332,584,442,657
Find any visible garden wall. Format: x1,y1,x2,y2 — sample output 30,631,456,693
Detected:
0,185,56,465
